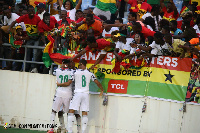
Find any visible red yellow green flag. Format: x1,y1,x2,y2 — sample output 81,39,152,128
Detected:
42,35,74,67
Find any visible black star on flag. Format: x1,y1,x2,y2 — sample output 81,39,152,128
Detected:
30,28,34,33
164,71,174,83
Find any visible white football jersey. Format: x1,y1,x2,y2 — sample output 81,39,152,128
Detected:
55,68,73,98
70,69,96,93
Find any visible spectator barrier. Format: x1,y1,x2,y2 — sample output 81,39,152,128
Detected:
0,43,57,74
0,70,200,132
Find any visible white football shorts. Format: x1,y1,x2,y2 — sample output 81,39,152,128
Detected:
52,94,72,113
69,92,89,112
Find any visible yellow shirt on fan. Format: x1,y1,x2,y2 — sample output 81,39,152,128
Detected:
49,0,64,15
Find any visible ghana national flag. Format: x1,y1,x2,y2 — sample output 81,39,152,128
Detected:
42,35,74,68
96,0,113,11
9,32,23,48
42,35,54,68
180,6,190,15
74,51,192,101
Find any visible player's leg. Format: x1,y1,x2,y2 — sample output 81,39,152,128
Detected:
58,111,65,133
67,93,82,133
49,96,62,132
50,110,57,126
81,111,88,133
48,109,57,133
60,94,72,133
75,111,81,133
67,109,75,133
80,93,90,133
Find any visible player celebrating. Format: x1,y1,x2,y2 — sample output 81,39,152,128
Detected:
57,59,104,133
48,59,73,133
69,61,82,133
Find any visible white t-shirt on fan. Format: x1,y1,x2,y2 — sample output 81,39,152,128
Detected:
102,27,119,38
61,6,76,21
149,41,169,55
4,13,20,26
115,38,133,52
142,12,162,31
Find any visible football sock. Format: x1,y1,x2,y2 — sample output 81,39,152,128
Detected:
50,112,56,126
67,113,75,133
76,116,81,133
81,115,88,133
58,114,65,128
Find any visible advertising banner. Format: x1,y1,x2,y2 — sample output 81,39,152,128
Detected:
76,51,192,101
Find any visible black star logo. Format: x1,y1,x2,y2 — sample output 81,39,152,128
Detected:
164,71,174,83
30,27,34,33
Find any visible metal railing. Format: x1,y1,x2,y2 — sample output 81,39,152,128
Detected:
0,43,57,74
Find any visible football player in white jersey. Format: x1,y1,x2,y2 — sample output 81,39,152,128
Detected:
48,59,73,133
69,61,82,133
57,59,104,133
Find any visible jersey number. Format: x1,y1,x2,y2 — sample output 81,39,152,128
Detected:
59,75,68,83
82,75,86,87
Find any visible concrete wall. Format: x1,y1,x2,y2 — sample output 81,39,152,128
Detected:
0,70,200,133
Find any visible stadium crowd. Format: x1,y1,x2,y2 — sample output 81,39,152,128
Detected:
1,0,200,132
0,0,200,103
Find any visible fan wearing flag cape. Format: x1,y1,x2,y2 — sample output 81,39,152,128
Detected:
42,34,75,69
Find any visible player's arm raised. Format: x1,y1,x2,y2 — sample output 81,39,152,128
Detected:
57,80,73,87
94,79,104,97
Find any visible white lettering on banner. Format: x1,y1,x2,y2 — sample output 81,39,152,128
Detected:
151,57,155,64
163,57,171,66
151,56,178,67
111,84,115,88
88,52,96,60
106,53,113,61
171,58,178,67
79,52,178,67
96,53,101,60
157,56,164,65
81,53,87,60
80,52,113,61
116,84,120,89
121,85,124,89
111,84,125,89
